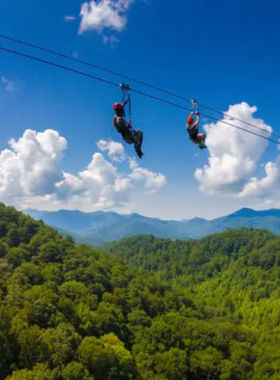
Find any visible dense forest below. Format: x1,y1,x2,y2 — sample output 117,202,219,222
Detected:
104,229,280,285
1,202,280,379
105,230,280,379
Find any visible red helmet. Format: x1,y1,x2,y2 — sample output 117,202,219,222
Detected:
113,102,123,110
187,116,194,124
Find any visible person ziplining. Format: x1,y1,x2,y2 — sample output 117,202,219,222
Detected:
186,100,207,150
112,84,144,158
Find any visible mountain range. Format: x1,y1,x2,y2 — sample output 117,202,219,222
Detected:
23,207,280,246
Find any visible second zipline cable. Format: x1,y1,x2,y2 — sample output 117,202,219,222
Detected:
0,44,278,146
0,32,278,139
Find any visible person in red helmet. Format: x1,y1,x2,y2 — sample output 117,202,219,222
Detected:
186,111,206,149
112,101,143,158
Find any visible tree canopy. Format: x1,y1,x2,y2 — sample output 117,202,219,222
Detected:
1,203,280,379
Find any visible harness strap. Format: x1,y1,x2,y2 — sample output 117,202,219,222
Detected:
120,83,132,121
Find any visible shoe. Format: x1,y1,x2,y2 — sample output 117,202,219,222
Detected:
136,147,143,158
199,144,207,150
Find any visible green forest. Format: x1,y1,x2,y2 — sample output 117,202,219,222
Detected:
1,203,280,379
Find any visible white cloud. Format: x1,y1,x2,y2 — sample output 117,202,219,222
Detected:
0,131,166,212
79,0,133,34
238,156,280,198
55,172,85,200
55,152,134,209
102,35,119,47
64,15,76,22
1,77,17,92
195,102,274,197
129,158,167,194
97,139,125,161
0,129,66,198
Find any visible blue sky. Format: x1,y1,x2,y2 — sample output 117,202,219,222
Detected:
0,0,280,220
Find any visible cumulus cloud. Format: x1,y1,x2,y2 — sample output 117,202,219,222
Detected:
2,77,17,92
0,129,66,198
79,0,133,34
97,139,125,161
55,152,134,209
195,102,274,197
0,131,166,212
239,156,280,198
129,158,167,194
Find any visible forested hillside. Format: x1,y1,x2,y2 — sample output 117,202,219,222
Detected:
1,202,280,379
105,230,280,379
104,229,279,284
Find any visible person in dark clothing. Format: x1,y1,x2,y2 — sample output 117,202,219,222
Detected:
186,111,206,149
112,102,143,158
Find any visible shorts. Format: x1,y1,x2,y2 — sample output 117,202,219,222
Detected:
188,129,198,141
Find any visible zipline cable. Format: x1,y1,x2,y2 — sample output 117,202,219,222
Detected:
0,46,119,88
0,44,279,146
1,32,278,139
133,87,279,145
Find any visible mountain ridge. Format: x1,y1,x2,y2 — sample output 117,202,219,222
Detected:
23,207,280,245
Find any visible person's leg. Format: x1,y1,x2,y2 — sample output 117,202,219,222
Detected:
197,134,207,149
134,144,143,158
133,131,143,158
199,133,206,143
136,130,143,148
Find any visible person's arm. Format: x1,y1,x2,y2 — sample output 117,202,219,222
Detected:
193,112,200,128
120,101,127,119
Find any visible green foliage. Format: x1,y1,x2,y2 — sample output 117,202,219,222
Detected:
61,361,93,380
105,229,280,378
104,229,278,283
2,203,280,379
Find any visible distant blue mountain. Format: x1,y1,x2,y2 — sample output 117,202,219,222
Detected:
23,207,280,246
24,209,123,233
228,208,280,218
